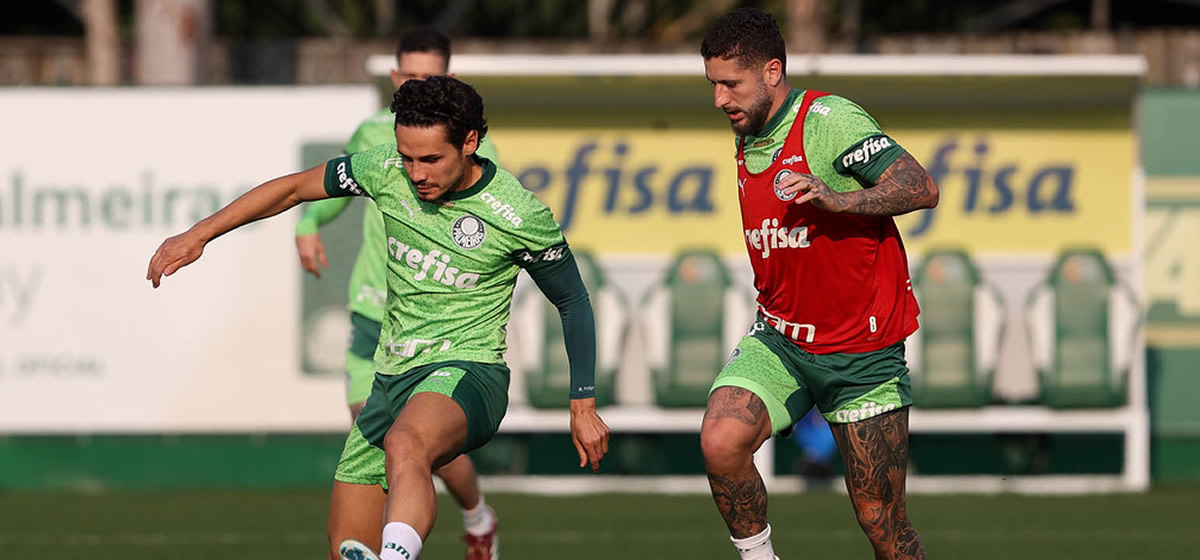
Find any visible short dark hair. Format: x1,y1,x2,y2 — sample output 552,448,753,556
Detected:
396,27,451,69
700,8,787,73
391,76,488,148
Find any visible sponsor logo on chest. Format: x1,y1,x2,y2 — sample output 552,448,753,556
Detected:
744,217,810,258
387,237,480,290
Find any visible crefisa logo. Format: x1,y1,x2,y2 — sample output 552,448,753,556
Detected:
451,214,487,249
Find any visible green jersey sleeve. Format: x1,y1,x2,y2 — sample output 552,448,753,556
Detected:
480,171,593,398
297,110,393,234
506,202,569,274
803,95,907,191
528,249,597,399
322,155,367,198
322,144,395,199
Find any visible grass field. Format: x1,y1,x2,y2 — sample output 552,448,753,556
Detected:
1,487,1195,559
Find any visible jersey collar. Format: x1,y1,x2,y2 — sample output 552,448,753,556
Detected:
445,156,496,201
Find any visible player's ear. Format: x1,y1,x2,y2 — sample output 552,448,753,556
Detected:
763,59,783,88
390,69,402,89
462,129,479,156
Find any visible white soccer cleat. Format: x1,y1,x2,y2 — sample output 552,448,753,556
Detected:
339,539,382,560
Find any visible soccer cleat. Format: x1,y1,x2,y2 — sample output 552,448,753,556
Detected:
338,539,382,560
463,510,499,560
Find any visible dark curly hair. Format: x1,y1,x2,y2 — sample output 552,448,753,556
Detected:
700,8,787,73
391,76,488,149
396,27,450,70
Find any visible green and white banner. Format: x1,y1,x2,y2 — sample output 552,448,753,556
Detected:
0,87,378,432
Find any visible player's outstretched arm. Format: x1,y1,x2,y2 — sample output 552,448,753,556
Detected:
782,152,939,216
147,163,331,287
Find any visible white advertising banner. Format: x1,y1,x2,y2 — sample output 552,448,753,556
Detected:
0,87,378,432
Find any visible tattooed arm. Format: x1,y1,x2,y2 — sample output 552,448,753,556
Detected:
842,152,939,215
783,152,939,217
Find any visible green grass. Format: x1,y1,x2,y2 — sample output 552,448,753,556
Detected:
1,487,1196,559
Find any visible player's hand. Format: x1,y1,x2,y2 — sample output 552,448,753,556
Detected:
569,397,610,473
780,173,849,213
295,233,328,278
146,230,207,288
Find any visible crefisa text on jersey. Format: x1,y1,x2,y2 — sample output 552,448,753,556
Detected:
386,237,480,290
744,217,810,258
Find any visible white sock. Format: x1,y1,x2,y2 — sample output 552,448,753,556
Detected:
731,524,777,560
380,522,423,560
462,494,496,536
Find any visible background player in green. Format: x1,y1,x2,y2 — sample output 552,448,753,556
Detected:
699,9,939,560
293,28,501,560
147,76,611,560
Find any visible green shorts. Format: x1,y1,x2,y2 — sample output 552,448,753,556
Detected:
344,313,383,406
334,360,510,487
711,318,913,435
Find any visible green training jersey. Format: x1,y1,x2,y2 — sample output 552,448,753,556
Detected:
296,108,500,322
321,143,566,375
739,89,905,190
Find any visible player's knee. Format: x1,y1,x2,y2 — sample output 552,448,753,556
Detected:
700,420,758,468
383,427,430,467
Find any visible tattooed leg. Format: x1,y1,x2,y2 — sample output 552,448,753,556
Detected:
830,407,927,560
700,386,774,538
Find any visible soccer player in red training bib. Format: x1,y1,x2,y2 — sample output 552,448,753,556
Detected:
699,9,938,560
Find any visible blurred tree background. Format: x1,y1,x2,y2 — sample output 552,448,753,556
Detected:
3,0,1199,85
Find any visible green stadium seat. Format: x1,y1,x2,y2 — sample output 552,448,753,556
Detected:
1025,249,1139,408
510,248,624,408
640,249,754,408
907,249,1005,408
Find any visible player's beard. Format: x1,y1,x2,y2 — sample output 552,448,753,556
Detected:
730,81,773,136
424,160,468,202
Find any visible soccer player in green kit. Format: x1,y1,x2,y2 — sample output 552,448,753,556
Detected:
699,9,938,560
292,28,502,560
147,76,610,560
